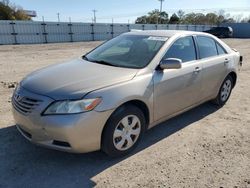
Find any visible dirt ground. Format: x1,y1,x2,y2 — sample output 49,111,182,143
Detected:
0,39,249,188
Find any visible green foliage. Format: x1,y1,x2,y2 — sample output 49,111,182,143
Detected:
169,13,179,24
135,9,168,24
136,9,236,25
0,1,31,20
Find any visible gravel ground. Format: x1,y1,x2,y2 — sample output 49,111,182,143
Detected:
0,39,249,188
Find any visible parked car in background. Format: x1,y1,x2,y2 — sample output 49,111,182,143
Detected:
12,30,242,157
204,26,233,38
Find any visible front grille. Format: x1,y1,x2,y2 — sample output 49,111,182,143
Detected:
12,95,42,115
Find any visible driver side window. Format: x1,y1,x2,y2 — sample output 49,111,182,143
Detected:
163,36,197,63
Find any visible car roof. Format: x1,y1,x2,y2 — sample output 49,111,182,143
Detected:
126,30,206,37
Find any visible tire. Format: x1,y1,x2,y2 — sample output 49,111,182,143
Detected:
101,105,146,157
212,75,233,106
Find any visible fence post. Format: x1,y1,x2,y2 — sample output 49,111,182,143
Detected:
68,23,73,42
91,23,95,41
111,23,114,38
41,21,48,43
127,24,130,32
10,21,18,44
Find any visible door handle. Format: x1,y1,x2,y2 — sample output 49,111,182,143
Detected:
224,58,230,64
194,67,201,73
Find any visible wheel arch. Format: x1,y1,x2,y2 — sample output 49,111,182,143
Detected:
228,71,237,88
120,100,150,127
101,99,150,147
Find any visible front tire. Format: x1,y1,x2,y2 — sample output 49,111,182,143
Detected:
101,105,146,157
213,75,233,106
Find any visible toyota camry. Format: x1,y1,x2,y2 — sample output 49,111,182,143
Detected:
12,30,242,157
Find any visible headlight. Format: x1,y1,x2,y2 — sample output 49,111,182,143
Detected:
43,98,101,115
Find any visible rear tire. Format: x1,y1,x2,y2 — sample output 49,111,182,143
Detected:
101,105,146,157
212,75,233,106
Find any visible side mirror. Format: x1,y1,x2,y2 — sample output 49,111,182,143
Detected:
159,58,182,70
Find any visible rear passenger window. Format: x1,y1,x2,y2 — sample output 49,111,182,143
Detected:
163,36,196,63
197,36,218,59
216,43,227,55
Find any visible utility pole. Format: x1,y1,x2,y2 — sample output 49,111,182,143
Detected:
57,13,60,22
159,0,164,13
158,0,164,24
92,9,97,23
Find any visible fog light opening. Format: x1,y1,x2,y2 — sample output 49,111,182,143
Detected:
52,140,71,148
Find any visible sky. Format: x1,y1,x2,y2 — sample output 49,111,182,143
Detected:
10,0,250,23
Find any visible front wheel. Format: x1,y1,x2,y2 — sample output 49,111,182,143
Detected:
101,105,146,157
213,75,233,106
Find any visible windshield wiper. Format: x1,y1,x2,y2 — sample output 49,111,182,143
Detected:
82,56,119,67
82,55,89,61
82,55,115,66
91,60,118,67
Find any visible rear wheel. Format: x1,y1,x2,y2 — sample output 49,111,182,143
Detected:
101,105,146,157
213,75,233,106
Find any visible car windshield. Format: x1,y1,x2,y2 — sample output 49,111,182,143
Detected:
84,34,167,69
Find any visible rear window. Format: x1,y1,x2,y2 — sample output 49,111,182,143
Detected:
216,42,227,55
197,36,218,59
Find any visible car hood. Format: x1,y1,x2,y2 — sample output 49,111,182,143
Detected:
21,58,138,100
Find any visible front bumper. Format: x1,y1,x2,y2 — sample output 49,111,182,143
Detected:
12,87,113,153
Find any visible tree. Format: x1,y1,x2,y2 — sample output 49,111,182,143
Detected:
233,14,243,23
194,13,206,24
135,9,168,24
159,10,169,24
135,15,148,24
0,1,31,20
205,13,218,25
177,10,185,23
217,15,225,24
224,18,235,23
136,9,240,25
169,13,179,24
182,13,196,24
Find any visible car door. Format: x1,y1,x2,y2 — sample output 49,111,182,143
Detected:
195,36,229,99
153,36,203,121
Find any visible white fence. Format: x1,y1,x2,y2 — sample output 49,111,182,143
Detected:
0,20,215,45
